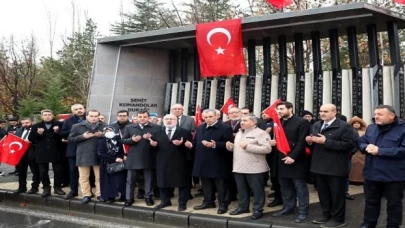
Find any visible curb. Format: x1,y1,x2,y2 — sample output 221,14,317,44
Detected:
0,190,274,228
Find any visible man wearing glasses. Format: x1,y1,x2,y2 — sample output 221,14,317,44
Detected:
170,104,195,133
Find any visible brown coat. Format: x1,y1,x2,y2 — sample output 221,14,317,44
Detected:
349,116,367,183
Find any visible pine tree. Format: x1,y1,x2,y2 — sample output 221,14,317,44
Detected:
183,0,239,24
17,97,41,118
40,76,68,115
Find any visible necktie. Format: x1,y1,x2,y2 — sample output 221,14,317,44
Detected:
321,123,329,131
22,128,30,139
177,117,180,127
167,129,172,140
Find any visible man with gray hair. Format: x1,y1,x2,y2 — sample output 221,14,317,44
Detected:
185,109,233,214
226,114,272,219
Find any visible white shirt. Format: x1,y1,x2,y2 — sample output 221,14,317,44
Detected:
322,118,336,130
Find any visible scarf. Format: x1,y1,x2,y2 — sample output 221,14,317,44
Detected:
105,136,120,156
85,120,100,131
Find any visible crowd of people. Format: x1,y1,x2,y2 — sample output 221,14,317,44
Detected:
0,102,404,228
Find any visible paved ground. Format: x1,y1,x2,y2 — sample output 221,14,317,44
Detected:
1,163,399,228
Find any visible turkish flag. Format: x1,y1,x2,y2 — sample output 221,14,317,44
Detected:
266,0,293,9
393,0,405,4
263,99,291,156
196,19,247,77
0,134,29,166
119,130,130,154
220,97,237,115
195,105,203,127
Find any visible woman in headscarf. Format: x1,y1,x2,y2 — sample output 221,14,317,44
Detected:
97,126,126,203
348,116,368,184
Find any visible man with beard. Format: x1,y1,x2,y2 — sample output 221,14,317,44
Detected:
306,104,358,227
0,120,7,140
61,104,87,200
122,110,161,206
271,102,310,223
185,109,233,214
7,117,20,175
153,114,193,211
68,110,105,204
28,110,65,197
14,117,41,195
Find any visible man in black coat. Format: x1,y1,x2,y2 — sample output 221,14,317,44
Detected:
7,117,20,175
13,117,41,195
28,109,65,197
185,109,233,214
122,110,161,207
306,104,358,227
0,119,6,140
271,102,310,223
153,114,193,211
60,104,86,200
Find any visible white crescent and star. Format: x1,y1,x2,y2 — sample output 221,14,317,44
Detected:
206,27,232,55
9,142,22,153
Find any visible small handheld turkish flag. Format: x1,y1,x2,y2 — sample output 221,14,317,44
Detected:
220,97,237,116
119,130,130,154
196,18,247,77
0,134,29,166
266,0,293,9
195,105,203,127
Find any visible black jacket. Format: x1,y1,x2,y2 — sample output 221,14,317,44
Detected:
60,115,85,157
310,119,358,177
15,127,36,160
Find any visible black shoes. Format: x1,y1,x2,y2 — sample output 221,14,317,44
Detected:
65,191,78,200
320,220,346,228
217,206,228,215
54,188,66,195
97,196,106,202
345,193,354,200
272,208,295,217
27,188,39,194
154,202,172,209
312,215,331,224
295,213,309,223
14,189,27,195
81,196,91,204
136,189,145,199
178,205,187,212
145,198,154,206
41,188,51,197
229,208,250,215
9,170,18,175
106,198,115,204
193,203,216,210
124,200,134,206
268,199,283,207
251,211,263,220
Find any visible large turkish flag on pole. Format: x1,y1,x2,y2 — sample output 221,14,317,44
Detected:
0,134,29,166
196,18,247,77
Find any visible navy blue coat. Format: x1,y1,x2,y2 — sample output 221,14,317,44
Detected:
358,118,405,182
60,115,85,157
192,122,233,178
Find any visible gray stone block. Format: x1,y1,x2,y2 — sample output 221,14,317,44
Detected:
25,194,47,207
46,196,69,210
95,203,123,218
228,219,272,228
189,214,228,228
154,210,190,228
123,206,154,223
4,191,26,204
0,189,8,201
69,199,95,213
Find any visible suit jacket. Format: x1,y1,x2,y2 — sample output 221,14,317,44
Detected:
15,127,36,160
28,121,64,163
154,127,193,188
60,115,85,157
178,115,196,133
121,123,161,169
0,128,6,140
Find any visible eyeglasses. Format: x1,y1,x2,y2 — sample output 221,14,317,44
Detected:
117,115,127,117
228,112,240,114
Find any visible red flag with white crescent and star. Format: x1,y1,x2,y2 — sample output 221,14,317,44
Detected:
266,0,293,9
0,134,29,166
196,18,247,77
220,97,237,116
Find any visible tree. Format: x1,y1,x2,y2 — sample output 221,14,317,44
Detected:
40,75,68,115
182,0,240,24
17,96,41,118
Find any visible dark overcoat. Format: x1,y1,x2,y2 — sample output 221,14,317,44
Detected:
153,127,192,188
192,122,233,178
310,119,358,177
273,115,310,179
60,115,85,158
28,121,64,163
15,127,36,160
121,123,161,170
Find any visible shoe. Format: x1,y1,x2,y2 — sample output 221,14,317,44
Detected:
106,198,115,204
14,189,27,195
267,199,283,207
27,188,39,194
193,203,216,210
9,170,18,175
118,197,126,202
178,205,187,212
251,211,263,220
272,208,295,217
359,223,371,228
41,188,51,197
137,189,145,199
295,213,309,223
188,194,194,200
320,220,346,228
145,198,154,206
229,208,250,215
345,193,354,200
97,196,106,202
194,192,204,197
54,188,66,195
0,172,5,176
268,192,275,197
124,200,134,206
313,215,330,224
154,202,172,209
81,196,91,204
217,206,228,214
65,191,78,200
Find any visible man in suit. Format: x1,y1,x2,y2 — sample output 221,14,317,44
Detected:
185,109,233,214
28,110,65,197
306,104,358,227
153,114,193,211
122,110,161,207
271,102,310,223
68,109,105,204
60,104,86,200
171,104,196,132
14,117,41,195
